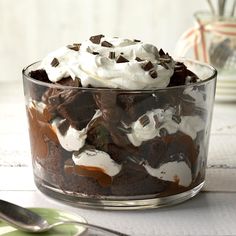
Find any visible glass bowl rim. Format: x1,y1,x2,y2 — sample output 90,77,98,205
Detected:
22,58,217,92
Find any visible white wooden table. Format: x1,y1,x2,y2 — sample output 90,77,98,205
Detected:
0,81,236,235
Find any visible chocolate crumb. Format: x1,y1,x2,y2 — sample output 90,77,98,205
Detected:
116,55,129,63
67,43,81,51
101,41,113,47
135,57,143,62
109,51,116,59
89,34,104,44
149,69,157,79
134,39,141,42
92,51,99,55
139,115,150,127
172,115,181,124
51,58,59,67
141,61,154,71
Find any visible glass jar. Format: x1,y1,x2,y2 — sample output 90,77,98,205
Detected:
176,11,236,75
22,59,216,209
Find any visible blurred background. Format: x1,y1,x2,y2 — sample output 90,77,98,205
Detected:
0,0,212,82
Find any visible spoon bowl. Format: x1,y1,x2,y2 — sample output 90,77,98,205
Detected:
0,200,128,236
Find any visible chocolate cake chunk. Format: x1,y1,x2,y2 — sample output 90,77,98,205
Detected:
55,90,97,130
93,92,123,124
111,163,169,196
27,69,52,100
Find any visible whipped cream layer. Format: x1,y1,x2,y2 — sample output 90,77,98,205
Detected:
39,36,175,89
52,110,102,152
72,149,122,177
144,161,192,187
126,108,204,146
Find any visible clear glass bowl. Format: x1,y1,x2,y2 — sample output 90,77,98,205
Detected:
22,59,217,209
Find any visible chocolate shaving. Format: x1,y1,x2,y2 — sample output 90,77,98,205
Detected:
172,115,181,124
116,55,129,63
51,58,59,67
89,34,104,44
139,115,150,127
134,39,141,42
57,119,70,136
159,128,168,137
135,57,143,62
159,48,165,56
67,43,81,51
141,61,154,71
101,40,113,47
149,69,157,79
92,51,99,55
109,51,116,59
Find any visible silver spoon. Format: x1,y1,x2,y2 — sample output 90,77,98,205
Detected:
0,199,128,236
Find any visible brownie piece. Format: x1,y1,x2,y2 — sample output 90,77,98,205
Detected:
27,69,52,101
111,163,169,196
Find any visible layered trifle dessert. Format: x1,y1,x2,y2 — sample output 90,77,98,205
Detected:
23,35,216,208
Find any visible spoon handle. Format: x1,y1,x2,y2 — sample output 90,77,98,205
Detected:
50,220,130,236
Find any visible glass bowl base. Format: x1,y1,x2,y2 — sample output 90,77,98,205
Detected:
35,175,204,210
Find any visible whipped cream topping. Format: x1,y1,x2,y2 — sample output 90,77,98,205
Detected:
126,108,204,146
183,87,206,108
144,161,192,187
72,149,122,177
39,36,175,89
52,110,102,152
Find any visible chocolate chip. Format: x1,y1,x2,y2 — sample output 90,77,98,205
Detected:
51,58,59,67
172,115,181,124
92,51,99,55
139,115,150,127
67,43,81,51
116,55,129,63
101,41,113,47
135,57,143,62
141,61,154,71
89,34,104,44
57,119,70,136
159,128,168,137
134,39,141,42
149,69,157,79
109,51,116,59
159,48,165,56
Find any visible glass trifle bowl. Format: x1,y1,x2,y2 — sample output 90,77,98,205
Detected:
22,36,217,209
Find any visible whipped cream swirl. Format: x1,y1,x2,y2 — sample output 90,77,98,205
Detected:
126,108,204,146
39,36,175,89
